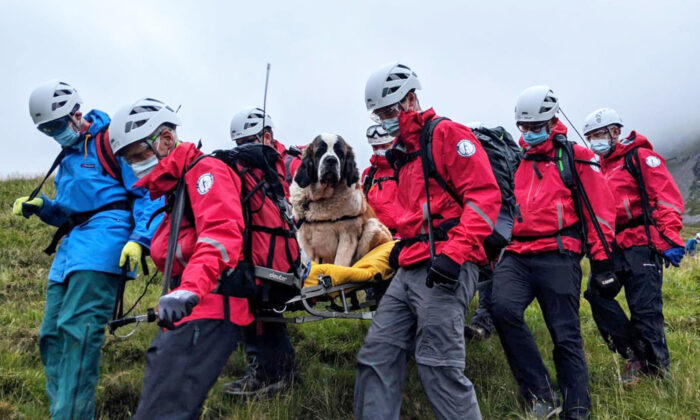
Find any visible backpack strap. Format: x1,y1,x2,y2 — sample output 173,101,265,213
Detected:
28,149,67,201
284,154,295,185
419,117,463,207
624,147,679,249
95,130,122,183
363,166,379,197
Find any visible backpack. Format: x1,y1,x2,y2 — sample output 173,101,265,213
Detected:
412,117,522,261
284,145,302,185
161,144,304,315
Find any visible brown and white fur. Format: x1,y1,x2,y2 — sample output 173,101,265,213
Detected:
290,133,392,266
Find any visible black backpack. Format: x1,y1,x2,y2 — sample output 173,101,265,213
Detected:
414,118,522,260
362,165,397,197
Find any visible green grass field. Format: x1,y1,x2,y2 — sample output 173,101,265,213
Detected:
1,177,699,419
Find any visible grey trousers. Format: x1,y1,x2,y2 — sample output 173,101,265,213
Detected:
354,262,482,420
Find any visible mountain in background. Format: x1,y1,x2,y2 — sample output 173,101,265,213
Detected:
665,138,700,226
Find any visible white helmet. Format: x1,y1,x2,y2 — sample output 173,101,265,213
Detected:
582,108,623,135
29,80,83,125
230,107,275,142
365,62,421,111
366,124,393,146
109,97,181,154
514,85,559,123
696,232,700,240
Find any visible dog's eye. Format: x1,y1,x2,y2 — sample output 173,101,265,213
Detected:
333,142,345,159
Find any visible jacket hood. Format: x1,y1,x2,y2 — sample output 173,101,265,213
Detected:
83,109,111,137
519,119,568,155
135,142,204,199
606,131,654,161
398,108,437,152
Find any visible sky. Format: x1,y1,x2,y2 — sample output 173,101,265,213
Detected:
2,0,700,177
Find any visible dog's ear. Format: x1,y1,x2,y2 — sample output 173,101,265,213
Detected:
294,139,318,188
341,139,359,187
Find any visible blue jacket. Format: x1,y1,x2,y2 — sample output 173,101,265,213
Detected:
38,109,164,282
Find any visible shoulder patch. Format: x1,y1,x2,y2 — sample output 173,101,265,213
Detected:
590,156,601,173
456,139,476,158
196,173,214,195
645,155,661,168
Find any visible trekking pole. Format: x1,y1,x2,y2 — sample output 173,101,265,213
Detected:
559,108,590,148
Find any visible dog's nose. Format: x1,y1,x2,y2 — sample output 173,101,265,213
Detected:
324,156,338,166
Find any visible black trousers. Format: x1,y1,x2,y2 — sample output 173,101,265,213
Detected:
242,317,297,381
584,246,669,373
133,320,242,420
491,252,590,417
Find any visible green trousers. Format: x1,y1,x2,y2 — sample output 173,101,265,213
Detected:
39,271,120,420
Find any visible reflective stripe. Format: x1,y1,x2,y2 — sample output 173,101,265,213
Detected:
176,243,188,267
658,200,682,214
596,216,613,232
624,199,633,220
196,237,230,262
466,200,494,230
556,202,564,230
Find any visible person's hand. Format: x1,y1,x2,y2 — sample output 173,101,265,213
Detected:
119,241,142,271
427,254,460,288
590,259,621,299
157,290,199,330
663,247,684,268
12,196,44,218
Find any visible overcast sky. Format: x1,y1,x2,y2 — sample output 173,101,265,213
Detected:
2,0,699,178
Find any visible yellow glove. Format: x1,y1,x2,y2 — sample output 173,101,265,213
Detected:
304,241,397,288
12,196,44,217
119,241,142,271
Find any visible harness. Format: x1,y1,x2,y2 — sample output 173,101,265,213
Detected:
362,165,397,197
621,145,681,250
520,135,612,259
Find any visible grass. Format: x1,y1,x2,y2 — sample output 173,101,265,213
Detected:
1,177,699,419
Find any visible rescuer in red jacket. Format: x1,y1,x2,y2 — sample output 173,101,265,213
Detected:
361,124,399,234
582,107,685,385
355,62,501,420
110,98,302,418
222,107,302,398
490,86,616,420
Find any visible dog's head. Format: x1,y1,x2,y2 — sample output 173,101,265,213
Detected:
294,133,359,188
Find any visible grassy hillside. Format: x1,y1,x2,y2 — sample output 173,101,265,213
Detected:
1,177,699,419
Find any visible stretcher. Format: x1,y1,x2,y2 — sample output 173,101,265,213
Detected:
257,240,397,323
108,241,396,334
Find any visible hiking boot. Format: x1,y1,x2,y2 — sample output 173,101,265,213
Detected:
620,360,643,386
529,399,562,419
221,372,292,399
464,324,490,341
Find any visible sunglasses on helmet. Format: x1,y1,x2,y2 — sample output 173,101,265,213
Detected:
516,121,549,133
37,115,73,136
366,125,389,138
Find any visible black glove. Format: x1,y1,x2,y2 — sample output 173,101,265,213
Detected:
157,289,200,330
590,259,621,299
427,254,460,288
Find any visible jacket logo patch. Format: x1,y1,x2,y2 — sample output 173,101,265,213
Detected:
81,163,96,169
196,173,214,195
456,139,476,158
645,155,661,168
590,156,601,172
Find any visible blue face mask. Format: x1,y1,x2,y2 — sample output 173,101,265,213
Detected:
522,129,549,147
590,139,612,156
130,155,159,179
381,117,400,137
52,125,81,147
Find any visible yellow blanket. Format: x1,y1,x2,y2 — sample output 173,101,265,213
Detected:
303,241,397,288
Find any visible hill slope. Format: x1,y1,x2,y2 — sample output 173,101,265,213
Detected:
1,178,699,419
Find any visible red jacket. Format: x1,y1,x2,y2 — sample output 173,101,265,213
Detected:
393,108,501,267
601,131,684,251
274,140,301,195
507,120,616,261
361,154,399,233
136,142,300,326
